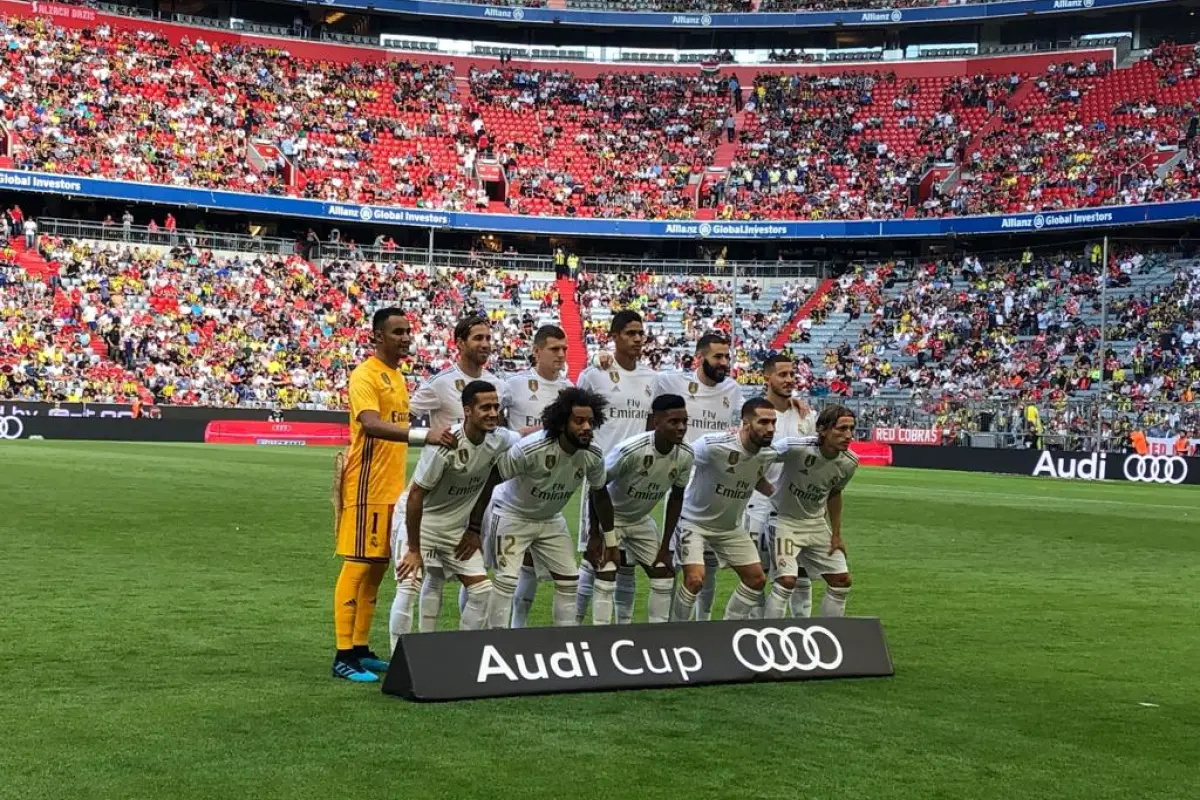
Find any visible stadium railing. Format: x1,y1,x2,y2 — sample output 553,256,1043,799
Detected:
35,218,831,278
36,218,298,257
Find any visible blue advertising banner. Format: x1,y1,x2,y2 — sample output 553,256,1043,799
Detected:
2,169,1196,240
307,0,1167,29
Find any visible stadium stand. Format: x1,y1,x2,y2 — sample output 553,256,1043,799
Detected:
2,8,1197,222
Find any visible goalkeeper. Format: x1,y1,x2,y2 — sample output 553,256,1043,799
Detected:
330,308,455,683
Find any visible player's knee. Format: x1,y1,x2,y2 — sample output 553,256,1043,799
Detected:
596,571,617,582
743,572,767,592
646,566,674,580
775,574,797,591
461,574,489,588
466,579,492,598
553,578,577,597
682,572,704,595
825,572,852,589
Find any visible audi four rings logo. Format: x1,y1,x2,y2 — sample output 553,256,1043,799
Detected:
0,415,25,439
1123,455,1188,485
732,626,843,673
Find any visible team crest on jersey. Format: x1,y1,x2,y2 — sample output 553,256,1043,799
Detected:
668,468,679,482
642,454,655,471
457,448,469,465
728,451,740,466
688,381,699,397
644,386,652,397
528,379,539,393
380,373,392,387
455,379,465,391
723,397,730,408
804,454,818,469
609,371,620,384
545,453,557,469
575,468,585,481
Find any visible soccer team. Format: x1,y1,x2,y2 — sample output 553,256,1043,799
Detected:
331,307,859,683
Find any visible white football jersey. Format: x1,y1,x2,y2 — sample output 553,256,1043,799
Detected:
604,432,695,526
492,432,607,521
770,436,859,522
652,370,743,444
747,400,818,524
407,425,522,535
681,431,779,533
409,364,506,431
502,369,573,430
577,361,658,454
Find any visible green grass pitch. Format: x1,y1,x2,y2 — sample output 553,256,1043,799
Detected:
1,441,1197,800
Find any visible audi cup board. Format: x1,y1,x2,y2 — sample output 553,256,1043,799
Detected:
384,617,893,701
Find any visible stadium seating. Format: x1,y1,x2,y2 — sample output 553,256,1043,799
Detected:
3,10,1199,221
785,250,1199,412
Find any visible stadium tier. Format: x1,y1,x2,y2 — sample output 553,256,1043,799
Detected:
3,215,1196,424
1,6,1197,228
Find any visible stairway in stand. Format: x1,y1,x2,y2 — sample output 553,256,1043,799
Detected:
11,236,54,280
555,277,589,380
770,278,835,350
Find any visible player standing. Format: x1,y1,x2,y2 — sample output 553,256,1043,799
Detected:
501,324,574,628
764,405,858,619
331,308,454,683
484,387,615,628
653,333,744,620
399,315,505,633
575,311,657,624
592,394,693,624
744,354,818,618
671,398,777,622
390,381,519,648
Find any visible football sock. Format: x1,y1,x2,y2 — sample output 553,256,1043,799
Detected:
791,578,813,618
647,577,675,623
671,584,698,622
694,566,717,621
762,582,794,619
351,561,388,648
388,578,419,653
487,575,517,629
575,560,595,624
820,585,850,617
592,577,615,625
614,565,637,624
723,583,763,621
459,580,492,631
334,560,371,651
552,579,579,627
419,568,445,633
511,564,539,628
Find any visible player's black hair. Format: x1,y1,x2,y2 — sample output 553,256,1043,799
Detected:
762,353,793,373
697,333,730,353
533,324,567,347
454,315,490,343
542,387,608,441
610,310,643,335
371,307,407,332
741,396,775,421
461,380,497,409
651,393,687,414
816,404,856,431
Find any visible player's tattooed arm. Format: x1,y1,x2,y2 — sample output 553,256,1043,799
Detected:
357,409,456,448
465,466,504,536
827,490,846,556
396,486,426,581
589,487,619,567
659,485,685,565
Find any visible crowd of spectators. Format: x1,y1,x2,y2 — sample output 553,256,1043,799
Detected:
6,12,1200,222
2,231,552,408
